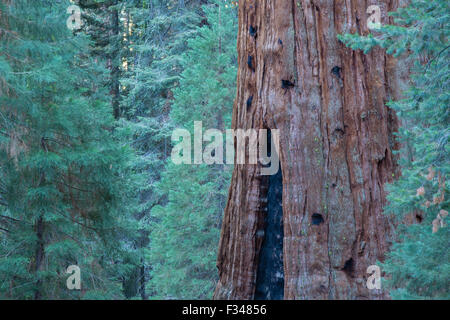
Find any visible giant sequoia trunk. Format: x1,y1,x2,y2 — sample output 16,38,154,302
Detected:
215,0,406,300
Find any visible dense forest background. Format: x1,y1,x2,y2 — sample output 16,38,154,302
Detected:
0,0,448,300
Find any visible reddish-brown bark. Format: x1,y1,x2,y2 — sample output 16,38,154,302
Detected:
215,0,406,300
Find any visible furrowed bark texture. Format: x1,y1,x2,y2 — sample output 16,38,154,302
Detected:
215,0,405,300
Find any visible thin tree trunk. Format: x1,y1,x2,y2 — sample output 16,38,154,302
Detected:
140,262,147,300
111,3,120,119
215,0,405,300
34,213,44,300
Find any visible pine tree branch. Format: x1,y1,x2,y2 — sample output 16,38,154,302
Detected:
78,0,117,10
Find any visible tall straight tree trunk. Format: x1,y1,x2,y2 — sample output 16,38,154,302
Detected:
215,0,405,300
111,2,120,120
33,213,44,300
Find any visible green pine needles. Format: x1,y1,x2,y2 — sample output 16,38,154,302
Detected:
148,0,237,299
0,0,140,299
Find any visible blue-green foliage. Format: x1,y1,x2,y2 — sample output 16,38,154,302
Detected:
148,1,237,299
339,0,449,299
0,0,140,299
116,0,209,299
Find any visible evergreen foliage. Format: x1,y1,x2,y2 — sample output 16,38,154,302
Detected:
0,0,140,299
148,1,237,299
117,0,210,298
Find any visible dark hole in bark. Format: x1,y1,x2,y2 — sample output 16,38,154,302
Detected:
246,95,253,111
281,79,295,89
311,213,324,225
249,25,257,37
334,127,345,136
342,258,354,277
416,214,423,223
255,130,284,300
331,66,342,79
248,55,255,72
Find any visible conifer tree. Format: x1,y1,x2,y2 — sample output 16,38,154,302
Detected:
0,0,140,299
117,0,213,298
78,0,124,119
148,0,237,299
